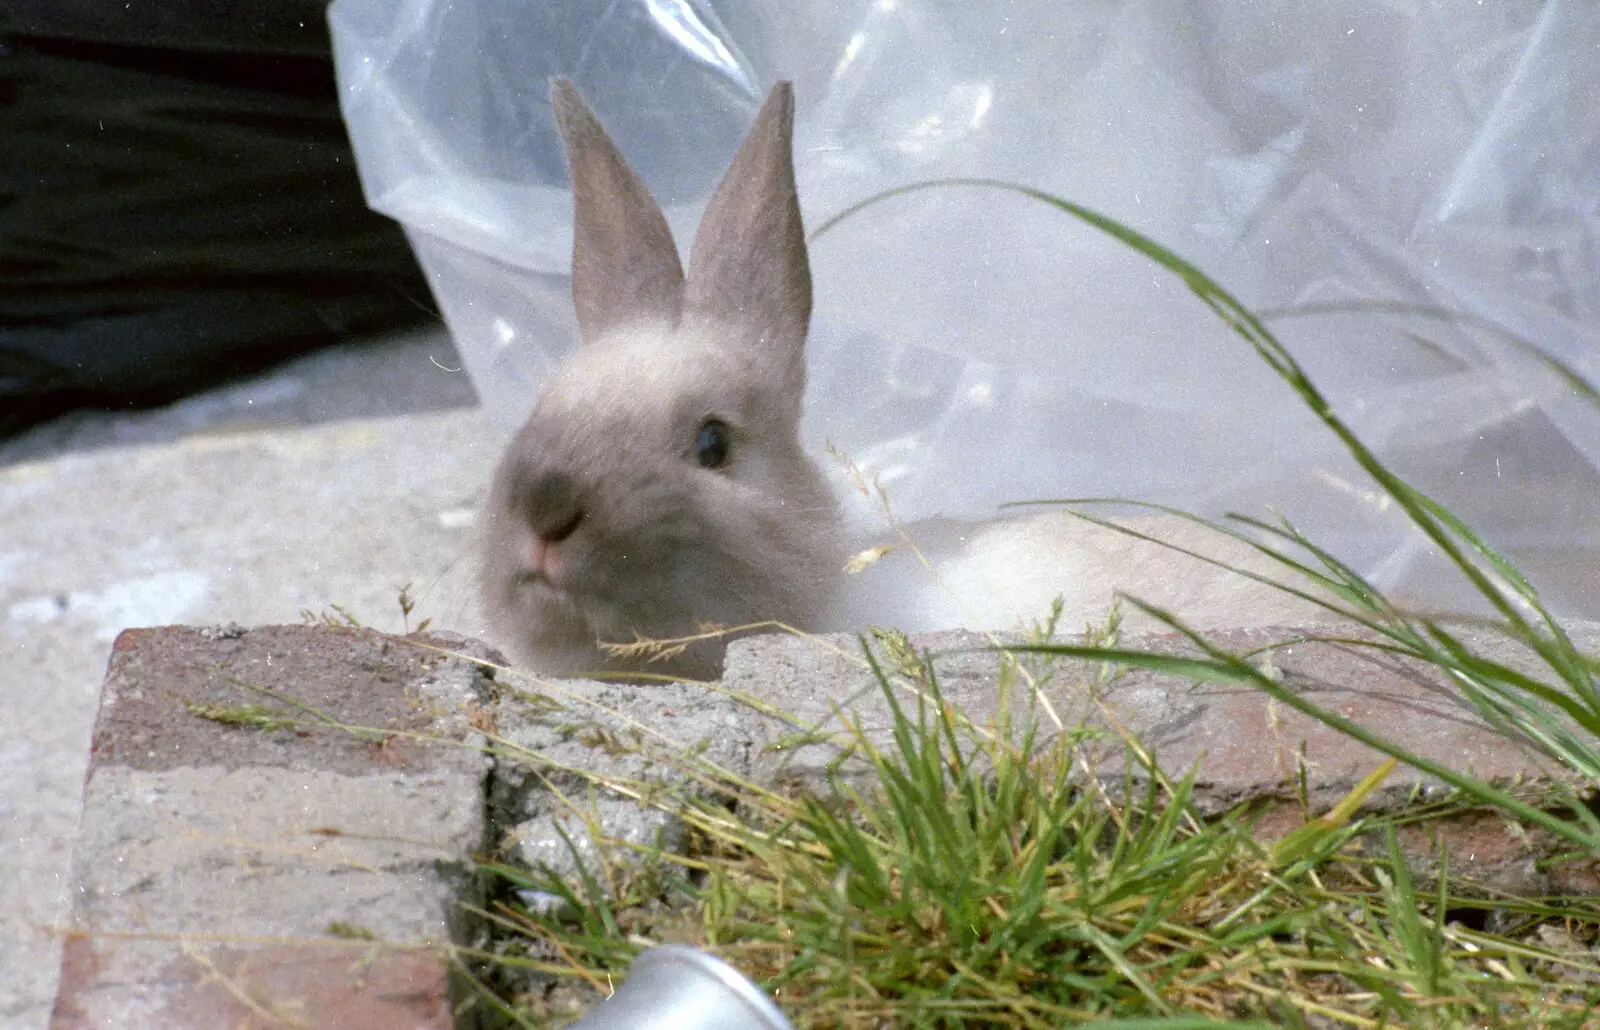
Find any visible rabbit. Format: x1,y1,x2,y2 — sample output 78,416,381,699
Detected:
482,80,847,680
484,78,1332,681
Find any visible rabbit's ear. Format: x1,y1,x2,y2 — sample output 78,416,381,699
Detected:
551,79,686,345
685,83,811,395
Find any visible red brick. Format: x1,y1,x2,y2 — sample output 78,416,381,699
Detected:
52,935,452,1030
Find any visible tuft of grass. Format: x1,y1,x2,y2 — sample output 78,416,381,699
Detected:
184,701,299,732
300,603,363,628
456,184,1600,1027
397,582,432,634
468,635,1600,1028
191,665,393,743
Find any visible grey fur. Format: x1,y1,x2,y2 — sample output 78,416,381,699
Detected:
551,79,686,344
482,80,842,680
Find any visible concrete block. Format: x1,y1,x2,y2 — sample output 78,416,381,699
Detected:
486,674,757,901
723,623,1592,808
50,625,497,1029
510,798,685,904
489,619,1594,910
719,622,1598,896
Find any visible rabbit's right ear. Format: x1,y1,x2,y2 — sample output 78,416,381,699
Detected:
550,79,685,344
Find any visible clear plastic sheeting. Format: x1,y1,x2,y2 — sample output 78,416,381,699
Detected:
328,0,1600,618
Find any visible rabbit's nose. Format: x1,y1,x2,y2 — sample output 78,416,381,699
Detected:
525,472,586,542
539,508,584,544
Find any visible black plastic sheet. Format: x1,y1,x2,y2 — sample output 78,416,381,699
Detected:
0,6,432,440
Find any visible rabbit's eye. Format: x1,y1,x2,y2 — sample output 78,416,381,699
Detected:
695,419,731,470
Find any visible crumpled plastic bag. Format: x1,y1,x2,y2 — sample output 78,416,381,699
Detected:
328,0,1600,618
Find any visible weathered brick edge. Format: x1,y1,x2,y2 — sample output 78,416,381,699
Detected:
50,625,498,1030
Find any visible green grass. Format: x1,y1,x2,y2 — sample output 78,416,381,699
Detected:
457,183,1600,1027
465,629,1600,1027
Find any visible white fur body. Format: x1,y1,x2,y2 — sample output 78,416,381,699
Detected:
831,511,1327,637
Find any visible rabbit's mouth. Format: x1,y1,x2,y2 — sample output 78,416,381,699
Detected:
506,572,593,635
511,572,609,633
513,569,570,602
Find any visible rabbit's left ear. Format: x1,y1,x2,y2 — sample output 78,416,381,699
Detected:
684,83,811,401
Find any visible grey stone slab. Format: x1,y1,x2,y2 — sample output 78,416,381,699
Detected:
72,764,479,940
720,622,1594,812
486,673,759,898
